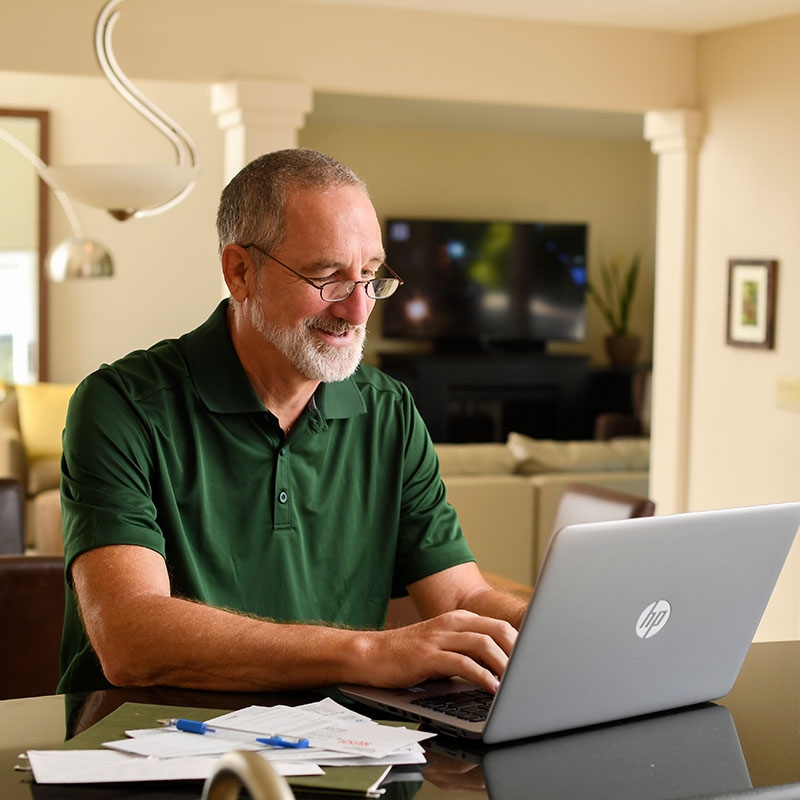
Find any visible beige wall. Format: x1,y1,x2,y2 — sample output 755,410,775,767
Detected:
0,71,225,382
0,117,39,251
298,123,657,367
693,16,800,639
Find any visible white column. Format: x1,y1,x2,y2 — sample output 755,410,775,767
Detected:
210,79,313,183
209,79,314,296
643,109,704,515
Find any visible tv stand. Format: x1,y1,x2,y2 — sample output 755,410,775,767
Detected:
431,337,546,356
379,352,591,442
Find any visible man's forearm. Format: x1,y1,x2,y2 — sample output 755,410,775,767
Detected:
73,547,520,693
91,593,370,691
89,593,520,694
459,587,527,630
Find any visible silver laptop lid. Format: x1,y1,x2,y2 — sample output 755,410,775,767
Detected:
483,502,800,743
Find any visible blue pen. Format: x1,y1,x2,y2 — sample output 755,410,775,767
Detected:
162,718,310,749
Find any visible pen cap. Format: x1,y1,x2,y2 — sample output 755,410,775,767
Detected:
176,719,210,734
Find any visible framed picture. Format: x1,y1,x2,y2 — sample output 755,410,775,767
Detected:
726,259,778,349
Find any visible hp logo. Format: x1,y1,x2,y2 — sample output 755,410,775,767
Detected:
636,600,672,639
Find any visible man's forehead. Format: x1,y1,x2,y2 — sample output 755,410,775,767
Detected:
282,186,381,244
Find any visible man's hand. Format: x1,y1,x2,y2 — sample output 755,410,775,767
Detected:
358,610,517,693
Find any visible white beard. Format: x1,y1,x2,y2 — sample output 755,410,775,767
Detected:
248,297,366,383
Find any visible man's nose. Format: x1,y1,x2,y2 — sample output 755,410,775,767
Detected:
331,283,375,326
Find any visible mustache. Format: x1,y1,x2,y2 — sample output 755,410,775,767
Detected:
305,316,365,336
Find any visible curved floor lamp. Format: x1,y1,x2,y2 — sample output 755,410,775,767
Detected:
0,125,113,281
1,0,200,281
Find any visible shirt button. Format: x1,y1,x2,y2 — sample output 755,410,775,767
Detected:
279,448,287,456
278,491,288,504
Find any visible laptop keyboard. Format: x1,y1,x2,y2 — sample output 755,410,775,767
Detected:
410,688,494,722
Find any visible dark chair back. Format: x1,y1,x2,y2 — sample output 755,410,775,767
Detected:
535,482,655,578
0,478,24,554
0,555,65,699
549,482,656,538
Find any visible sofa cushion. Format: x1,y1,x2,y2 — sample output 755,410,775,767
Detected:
434,443,517,476
14,383,76,460
507,432,649,475
26,456,62,496
0,384,19,430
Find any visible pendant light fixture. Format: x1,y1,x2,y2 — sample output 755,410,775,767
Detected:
43,0,199,223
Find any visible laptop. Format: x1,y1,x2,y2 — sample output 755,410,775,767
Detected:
340,502,800,744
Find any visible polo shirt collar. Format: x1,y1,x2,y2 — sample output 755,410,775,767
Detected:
184,300,366,420
316,376,366,419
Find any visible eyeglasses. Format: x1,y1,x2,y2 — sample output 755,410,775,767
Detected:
242,243,403,303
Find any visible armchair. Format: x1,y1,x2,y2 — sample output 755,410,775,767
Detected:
0,477,24,554
0,382,74,553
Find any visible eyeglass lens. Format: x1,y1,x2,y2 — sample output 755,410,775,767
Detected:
321,275,400,302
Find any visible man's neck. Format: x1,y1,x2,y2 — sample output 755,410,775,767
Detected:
226,302,319,430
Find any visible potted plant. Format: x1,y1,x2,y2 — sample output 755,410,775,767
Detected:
587,253,641,368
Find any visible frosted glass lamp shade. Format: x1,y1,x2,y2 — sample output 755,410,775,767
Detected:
47,237,114,282
42,164,198,220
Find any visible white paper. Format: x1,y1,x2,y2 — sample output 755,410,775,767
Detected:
104,730,265,758
207,698,434,758
26,749,322,784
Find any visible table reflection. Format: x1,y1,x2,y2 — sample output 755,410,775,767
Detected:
8,643,800,800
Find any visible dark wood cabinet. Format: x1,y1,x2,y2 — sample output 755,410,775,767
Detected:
380,353,592,442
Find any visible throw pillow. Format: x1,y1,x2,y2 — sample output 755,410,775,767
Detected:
434,443,517,476
15,382,77,460
507,431,649,475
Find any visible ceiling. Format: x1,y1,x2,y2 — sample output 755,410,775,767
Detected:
306,94,646,140
302,0,800,35
302,0,800,139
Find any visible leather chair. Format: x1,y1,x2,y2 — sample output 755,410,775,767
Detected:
0,555,65,699
0,478,24,554
536,481,655,571
548,481,655,539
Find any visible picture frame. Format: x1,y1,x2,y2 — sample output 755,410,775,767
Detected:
726,259,778,349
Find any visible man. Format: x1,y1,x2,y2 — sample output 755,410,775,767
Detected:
59,148,526,696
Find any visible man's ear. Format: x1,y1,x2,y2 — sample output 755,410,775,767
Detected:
221,245,253,301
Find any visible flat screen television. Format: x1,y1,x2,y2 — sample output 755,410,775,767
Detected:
381,217,588,352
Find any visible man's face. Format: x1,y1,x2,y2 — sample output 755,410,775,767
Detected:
246,185,384,383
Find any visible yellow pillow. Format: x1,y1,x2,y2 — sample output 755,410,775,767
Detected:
15,382,77,460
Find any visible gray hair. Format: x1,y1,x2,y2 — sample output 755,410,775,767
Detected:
216,148,369,259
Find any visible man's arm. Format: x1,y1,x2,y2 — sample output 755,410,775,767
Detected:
407,562,528,631
71,545,519,693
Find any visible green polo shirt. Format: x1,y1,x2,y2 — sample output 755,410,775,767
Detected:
58,300,474,693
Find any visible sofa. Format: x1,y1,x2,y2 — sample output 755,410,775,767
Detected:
435,434,649,585
0,384,649,585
